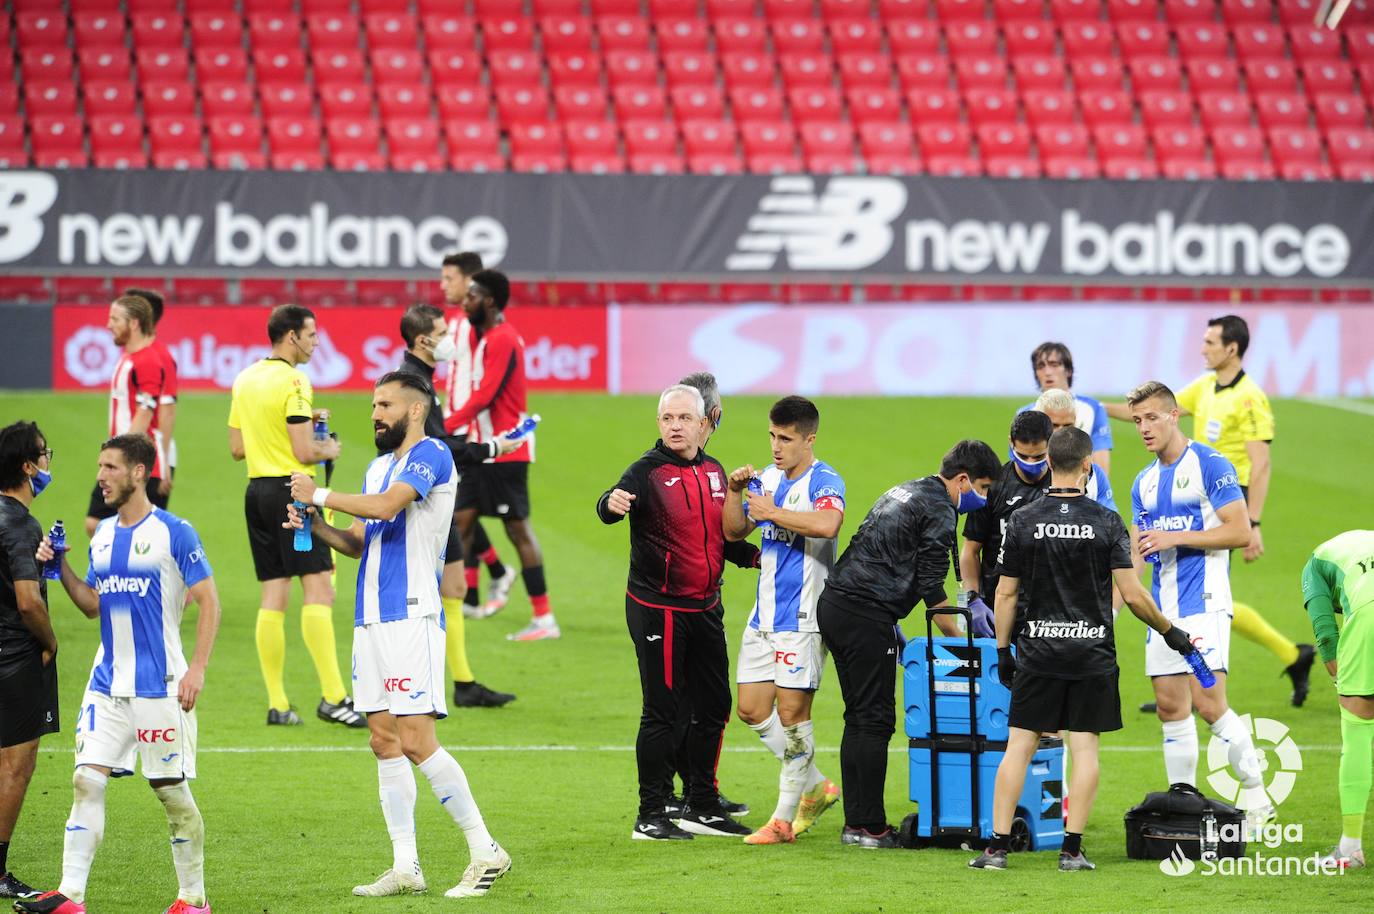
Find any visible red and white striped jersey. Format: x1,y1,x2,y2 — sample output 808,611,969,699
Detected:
442,314,475,433
108,345,169,478
442,320,533,464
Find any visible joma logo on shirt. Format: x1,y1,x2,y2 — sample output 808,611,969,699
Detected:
883,486,912,504
1032,523,1095,540
1025,620,1107,639
96,576,152,597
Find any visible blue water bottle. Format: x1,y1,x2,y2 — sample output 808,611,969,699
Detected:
313,415,329,442
505,414,541,440
1137,509,1162,566
746,476,763,496
43,520,65,580
1185,649,1217,688
293,501,312,552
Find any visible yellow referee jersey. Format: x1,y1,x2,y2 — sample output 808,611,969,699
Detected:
1176,370,1274,487
228,358,316,478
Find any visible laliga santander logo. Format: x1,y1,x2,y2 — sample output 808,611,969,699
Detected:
1159,844,1196,877
1206,714,1302,810
64,325,122,386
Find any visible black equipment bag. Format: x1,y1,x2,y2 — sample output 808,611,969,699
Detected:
1124,783,1247,860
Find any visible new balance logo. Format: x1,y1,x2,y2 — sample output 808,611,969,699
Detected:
726,177,907,271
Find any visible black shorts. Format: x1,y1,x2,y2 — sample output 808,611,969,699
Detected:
455,462,530,519
1008,669,1122,735
244,476,334,582
86,477,168,519
0,647,59,747
444,519,462,566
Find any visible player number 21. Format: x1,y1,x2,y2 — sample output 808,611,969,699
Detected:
78,703,95,733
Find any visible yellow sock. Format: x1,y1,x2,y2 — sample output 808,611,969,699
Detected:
1231,601,1300,667
255,609,289,712
444,597,474,683
301,603,347,704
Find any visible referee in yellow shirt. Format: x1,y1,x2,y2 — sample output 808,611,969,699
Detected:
228,304,363,728
1111,314,1316,707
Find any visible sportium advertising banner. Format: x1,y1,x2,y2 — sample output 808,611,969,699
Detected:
609,303,1374,399
52,305,607,392
5,169,1373,282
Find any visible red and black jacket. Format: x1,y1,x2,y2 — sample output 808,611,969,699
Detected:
598,441,752,612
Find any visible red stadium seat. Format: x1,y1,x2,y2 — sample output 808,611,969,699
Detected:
494,86,551,124
866,153,926,174
1140,90,1195,127
1070,57,1124,90
788,87,845,121
937,0,988,20
436,84,492,119
1302,61,1356,97
144,81,199,118
830,18,885,53
1254,92,1310,130
566,120,620,156
741,120,798,156
624,120,681,156
254,49,308,83
548,52,604,88
1012,56,1067,90
658,18,711,52
1044,155,1101,178
444,120,501,155
1314,93,1369,131
859,121,916,155
1129,57,1184,92
1198,92,1254,129
78,49,133,81
22,49,75,82
682,119,739,155
964,87,1019,125
260,83,315,119
428,50,484,87
799,120,856,156
313,48,366,84
664,53,719,88
74,12,126,48
422,15,477,50
669,85,724,122
149,114,204,155
767,0,817,19
1005,22,1058,56
780,53,836,88
1221,0,1270,23
1175,24,1231,61
1268,126,1324,166
1244,59,1299,95
1036,122,1091,157
1116,22,1171,59
1210,125,1266,163
945,22,1000,58
1349,27,1374,63
614,85,669,120
269,122,325,163
137,49,191,82
90,115,145,162
1152,124,1207,159
1291,27,1345,64
707,0,759,18
309,13,363,48
196,49,250,83
1023,89,1078,126
0,85,13,117
25,82,79,117
555,85,609,120
84,81,139,117
1080,89,1136,126
772,19,827,53
689,153,745,174
606,51,660,88
954,57,1010,89
837,53,893,87
16,13,69,48
886,19,941,55
482,17,536,50
925,154,982,176
1277,0,1322,25
1185,58,1242,93
731,86,786,120
510,122,565,156
569,153,625,173
377,84,432,119
715,18,770,53
906,87,961,122
189,13,244,49
326,117,382,153
131,12,184,48
208,116,264,159
488,50,545,87
1218,158,1275,179
848,87,903,123
1061,23,1115,59
385,118,442,158
1105,0,1158,22
1329,128,1374,167
747,152,805,173
1233,25,1288,62
1094,122,1148,157
1163,0,1214,22
1102,155,1159,178
881,0,937,18
370,49,425,85
541,16,595,53
996,0,1048,20
985,155,1042,178
722,53,778,88
896,55,952,90
1277,160,1332,180
629,153,686,174
319,82,376,118
916,122,973,157
247,13,301,48
596,16,652,50
978,122,1033,158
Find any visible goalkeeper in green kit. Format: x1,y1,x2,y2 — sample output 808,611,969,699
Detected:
1302,530,1374,870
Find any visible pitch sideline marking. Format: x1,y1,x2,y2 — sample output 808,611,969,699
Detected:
1303,397,1374,418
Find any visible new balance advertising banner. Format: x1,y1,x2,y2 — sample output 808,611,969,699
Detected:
5,170,1373,282
53,305,606,392
609,303,1374,398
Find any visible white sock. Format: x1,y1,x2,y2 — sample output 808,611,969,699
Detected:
153,781,206,907
773,720,814,823
748,710,826,791
59,767,108,904
1339,835,1363,856
377,757,419,876
1162,718,1199,787
1210,710,1267,807
417,749,499,860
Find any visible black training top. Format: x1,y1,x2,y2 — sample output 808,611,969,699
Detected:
963,459,1052,600
0,495,45,655
995,493,1133,679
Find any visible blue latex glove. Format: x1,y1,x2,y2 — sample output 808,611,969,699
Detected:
968,595,995,638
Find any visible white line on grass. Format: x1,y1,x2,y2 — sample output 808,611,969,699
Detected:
1303,397,1374,417
49,743,1343,754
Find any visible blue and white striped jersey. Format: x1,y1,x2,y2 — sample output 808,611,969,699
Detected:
747,460,845,634
84,509,212,699
1086,463,1116,512
355,437,457,627
1131,440,1244,619
1018,394,1113,453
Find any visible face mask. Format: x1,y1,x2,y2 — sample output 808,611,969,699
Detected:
430,334,456,362
30,467,51,498
956,479,987,514
1008,445,1048,479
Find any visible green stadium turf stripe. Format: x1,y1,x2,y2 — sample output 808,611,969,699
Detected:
1304,398,1374,417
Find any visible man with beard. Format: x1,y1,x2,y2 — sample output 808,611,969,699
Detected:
288,373,511,899
443,270,556,642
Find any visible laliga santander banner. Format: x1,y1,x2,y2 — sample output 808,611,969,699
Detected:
53,305,607,392
611,302,1374,398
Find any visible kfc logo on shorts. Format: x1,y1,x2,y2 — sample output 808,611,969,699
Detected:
774,651,798,666
136,728,177,743
383,677,413,693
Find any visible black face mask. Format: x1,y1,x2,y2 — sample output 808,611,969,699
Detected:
374,415,409,451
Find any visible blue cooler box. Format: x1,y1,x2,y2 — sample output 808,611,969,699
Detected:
902,637,1011,741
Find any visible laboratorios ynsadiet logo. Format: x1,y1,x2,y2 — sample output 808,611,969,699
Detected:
1158,715,1343,878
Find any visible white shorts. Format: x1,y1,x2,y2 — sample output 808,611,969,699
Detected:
353,615,448,719
736,627,826,691
1146,611,1232,678
74,690,197,780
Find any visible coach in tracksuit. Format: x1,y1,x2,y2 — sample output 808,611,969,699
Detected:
597,384,751,842
818,439,1002,848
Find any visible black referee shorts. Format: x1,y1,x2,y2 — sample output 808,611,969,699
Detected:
455,462,530,519
0,648,59,747
444,519,463,566
1008,670,1123,735
86,477,168,520
244,476,333,582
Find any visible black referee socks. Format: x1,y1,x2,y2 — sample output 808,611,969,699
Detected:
988,832,1010,852
1063,832,1083,856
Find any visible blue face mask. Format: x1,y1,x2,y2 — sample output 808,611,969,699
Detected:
1008,445,1049,480
956,480,987,514
30,468,51,498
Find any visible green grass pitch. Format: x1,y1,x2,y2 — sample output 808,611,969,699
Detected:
0,390,1369,913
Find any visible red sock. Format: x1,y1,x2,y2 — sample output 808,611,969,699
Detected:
464,567,479,590
530,593,551,618
480,547,500,566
